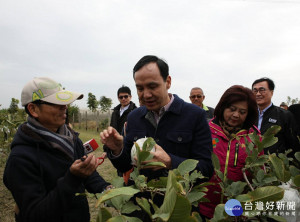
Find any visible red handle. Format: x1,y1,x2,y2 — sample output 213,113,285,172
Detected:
97,157,105,166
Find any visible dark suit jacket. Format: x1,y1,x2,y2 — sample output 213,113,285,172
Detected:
107,94,214,180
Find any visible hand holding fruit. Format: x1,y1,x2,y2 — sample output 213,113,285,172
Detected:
100,127,123,155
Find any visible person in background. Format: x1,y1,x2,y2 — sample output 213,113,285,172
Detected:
102,85,137,175
3,77,111,222
110,85,137,134
199,85,260,219
280,102,288,110
288,104,300,139
189,87,214,121
252,77,300,155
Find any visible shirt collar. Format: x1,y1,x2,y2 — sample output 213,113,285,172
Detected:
152,93,174,123
202,104,209,111
258,103,272,115
120,104,130,115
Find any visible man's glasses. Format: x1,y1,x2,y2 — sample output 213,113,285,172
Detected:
119,95,129,99
190,95,203,99
252,87,267,94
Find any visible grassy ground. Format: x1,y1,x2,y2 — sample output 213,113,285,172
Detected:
0,128,117,222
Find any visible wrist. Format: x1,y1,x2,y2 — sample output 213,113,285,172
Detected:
112,149,122,156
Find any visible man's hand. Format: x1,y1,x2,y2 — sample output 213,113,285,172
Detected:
100,127,123,156
70,154,99,178
141,144,172,170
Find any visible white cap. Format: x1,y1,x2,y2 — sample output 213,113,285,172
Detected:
21,77,83,106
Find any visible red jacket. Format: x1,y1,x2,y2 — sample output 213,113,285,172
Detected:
199,119,261,218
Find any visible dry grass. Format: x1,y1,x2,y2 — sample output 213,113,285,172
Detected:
0,167,15,221
0,128,117,222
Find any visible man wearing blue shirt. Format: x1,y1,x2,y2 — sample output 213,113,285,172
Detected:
252,77,300,155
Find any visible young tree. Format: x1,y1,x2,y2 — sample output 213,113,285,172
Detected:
67,104,80,123
87,92,98,112
99,96,112,113
287,96,299,105
8,98,19,114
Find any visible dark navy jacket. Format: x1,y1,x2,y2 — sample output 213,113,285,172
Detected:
108,94,214,180
3,123,110,222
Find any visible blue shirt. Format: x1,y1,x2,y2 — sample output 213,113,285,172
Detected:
258,103,272,130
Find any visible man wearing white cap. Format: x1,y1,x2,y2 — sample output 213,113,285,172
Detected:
3,77,111,222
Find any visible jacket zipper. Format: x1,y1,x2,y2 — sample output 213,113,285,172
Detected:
234,143,239,167
224,141,231,182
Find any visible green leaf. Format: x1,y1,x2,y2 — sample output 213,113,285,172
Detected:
107,216,142,222
261,125,281,149
149,199,159,212
289,165,300,177
191,212,203,222
215,169,224,181
278,153,290,166
256,169,265,183
295,152,300,162
210,204,227,222
269,154,291,182
262,176,277,184
187,191,206,204
152,171,178,221
142,162,166,168
96,207,112,222
139,150,153,162
121,201,141,214
177,159,199,176
240,186,284,203
111,176,125,188
212,152,220,170
189,170,204,184
263,125,281,138
95,187,140,207
167,194,192,222
111,195,131,210
248,132,261,149
136,197,152,218
134,175,147,189
293,175,300,187
194,182,214,189
244,137,254,154
249,156,268,168
130,167,139,181
142,137,156,152
147,177,168,188
225,181,247,197
236,194,252,202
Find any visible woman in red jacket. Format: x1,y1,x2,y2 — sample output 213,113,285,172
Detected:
199,85,260,219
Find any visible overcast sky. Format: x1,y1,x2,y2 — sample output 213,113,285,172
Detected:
1,0,300,110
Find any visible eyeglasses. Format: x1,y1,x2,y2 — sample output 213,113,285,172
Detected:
190,95,203,99
252,87,267,94
119,95,129,99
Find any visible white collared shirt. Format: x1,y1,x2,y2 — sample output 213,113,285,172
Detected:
120,104,130,116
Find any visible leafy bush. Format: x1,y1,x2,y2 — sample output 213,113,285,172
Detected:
0,109,26,166
81,127,300,222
